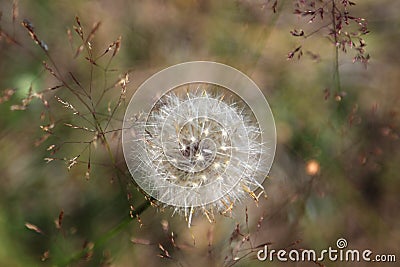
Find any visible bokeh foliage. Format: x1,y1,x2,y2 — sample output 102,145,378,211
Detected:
0,0,399,266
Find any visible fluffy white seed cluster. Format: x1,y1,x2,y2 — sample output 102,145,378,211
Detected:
128,83,268,224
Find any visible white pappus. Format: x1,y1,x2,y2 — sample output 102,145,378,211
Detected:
127,83,269,226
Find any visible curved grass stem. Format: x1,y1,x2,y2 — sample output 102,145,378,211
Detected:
57,200,151,266
331,0,341,93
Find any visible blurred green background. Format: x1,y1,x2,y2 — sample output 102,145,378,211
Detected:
0,0,399,266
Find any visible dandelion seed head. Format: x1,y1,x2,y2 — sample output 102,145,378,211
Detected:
123,62,276,223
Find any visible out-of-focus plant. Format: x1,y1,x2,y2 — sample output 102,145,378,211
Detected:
0,1,378,266
287,0,369,96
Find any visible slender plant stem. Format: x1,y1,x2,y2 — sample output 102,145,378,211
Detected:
57,200,151,266
331,0,341,93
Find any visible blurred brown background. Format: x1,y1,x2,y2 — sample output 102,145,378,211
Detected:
0,0,399,266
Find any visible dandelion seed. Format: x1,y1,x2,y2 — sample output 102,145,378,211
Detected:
122,62,276,221
221,129,227,137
